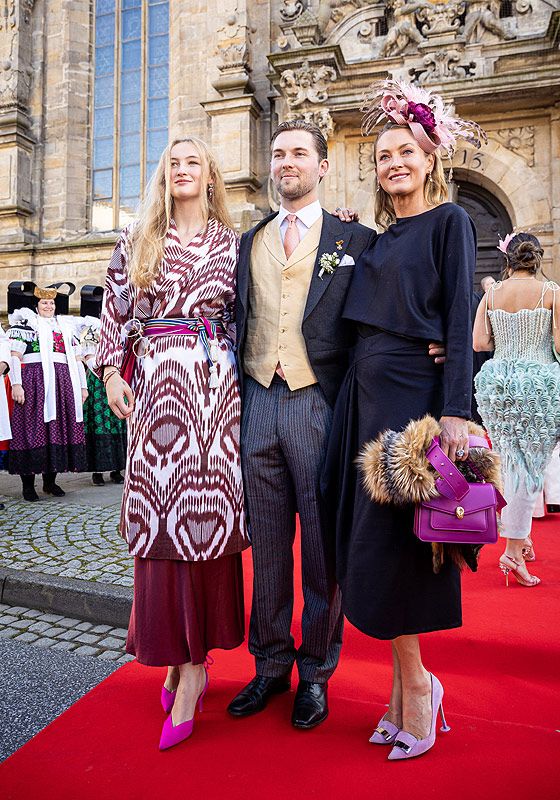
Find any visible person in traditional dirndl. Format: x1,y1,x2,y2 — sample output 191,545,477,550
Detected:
76,316,126,485
96,136,249,751
322,80,484,760
7,288,88,501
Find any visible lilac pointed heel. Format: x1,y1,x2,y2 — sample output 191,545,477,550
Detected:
369,714,400,744
159,668,209,751
161,685,176,714
388,674,450,761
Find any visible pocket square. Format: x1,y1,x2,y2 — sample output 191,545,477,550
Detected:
339,254,355,266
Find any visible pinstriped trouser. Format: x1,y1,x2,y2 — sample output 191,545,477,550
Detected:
241,375,343,683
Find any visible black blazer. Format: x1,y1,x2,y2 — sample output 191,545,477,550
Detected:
235,210,376,407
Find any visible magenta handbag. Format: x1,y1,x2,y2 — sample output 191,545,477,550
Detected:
413,436,507,545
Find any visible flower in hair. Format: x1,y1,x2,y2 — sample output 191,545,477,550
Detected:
497,232,514,254
361,79,487,160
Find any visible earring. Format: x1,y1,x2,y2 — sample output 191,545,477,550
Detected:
427,173,434,184
207,184,214,201
375,181,380,194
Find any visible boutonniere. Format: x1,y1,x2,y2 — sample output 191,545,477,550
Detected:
318,251,340,280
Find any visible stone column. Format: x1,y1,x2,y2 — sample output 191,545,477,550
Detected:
169,0,211,139
0,0,36,244
40,0,91,241
200,2,263,226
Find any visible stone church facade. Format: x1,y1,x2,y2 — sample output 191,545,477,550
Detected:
1,0,559,309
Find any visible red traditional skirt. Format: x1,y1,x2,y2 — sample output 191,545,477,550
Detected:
126,553,245,666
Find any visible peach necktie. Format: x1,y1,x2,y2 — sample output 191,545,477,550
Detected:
283,213,300,259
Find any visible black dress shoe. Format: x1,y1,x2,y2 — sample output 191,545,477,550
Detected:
22,488,39,502
547,504,560,513
227,674,291,717
110,470,124,484
92,472,105,486
43,483,65,497
291,681,329,730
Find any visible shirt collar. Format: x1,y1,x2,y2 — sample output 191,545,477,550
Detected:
277,200,322,230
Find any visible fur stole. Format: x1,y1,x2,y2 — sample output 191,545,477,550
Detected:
357,415,503,574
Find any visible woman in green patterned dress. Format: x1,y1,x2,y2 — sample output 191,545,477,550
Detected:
79,317,126,485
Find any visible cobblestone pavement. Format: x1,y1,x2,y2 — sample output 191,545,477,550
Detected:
0,602,133,664
0,473,132,586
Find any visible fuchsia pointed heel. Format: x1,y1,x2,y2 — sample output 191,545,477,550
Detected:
369,713,400,744
159,668,209,751
388,673,450,761
161,685,176,714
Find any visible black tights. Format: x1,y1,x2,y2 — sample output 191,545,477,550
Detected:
21,472,58,491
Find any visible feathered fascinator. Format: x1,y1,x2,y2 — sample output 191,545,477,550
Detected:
361,79,487,159
497,232,514,254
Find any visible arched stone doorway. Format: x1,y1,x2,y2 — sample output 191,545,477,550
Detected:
455,181,513,290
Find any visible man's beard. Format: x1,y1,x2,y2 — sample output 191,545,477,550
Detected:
274,172,316,200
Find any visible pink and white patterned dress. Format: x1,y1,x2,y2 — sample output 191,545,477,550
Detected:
96,217,248,562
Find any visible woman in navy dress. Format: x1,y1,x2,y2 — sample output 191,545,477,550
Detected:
324,81,484,760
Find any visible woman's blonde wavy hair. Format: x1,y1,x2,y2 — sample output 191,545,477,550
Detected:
373,122,448,231
127,136,233,288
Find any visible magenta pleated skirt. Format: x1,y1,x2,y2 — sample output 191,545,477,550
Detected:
126,553,245,666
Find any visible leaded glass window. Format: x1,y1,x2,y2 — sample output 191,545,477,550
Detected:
92,0,169,231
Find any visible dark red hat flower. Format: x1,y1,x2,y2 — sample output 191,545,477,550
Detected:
407,102,436,133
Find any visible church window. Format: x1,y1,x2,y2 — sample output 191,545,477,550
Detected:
92,0,169,231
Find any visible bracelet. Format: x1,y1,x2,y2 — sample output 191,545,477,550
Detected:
102,368,120,386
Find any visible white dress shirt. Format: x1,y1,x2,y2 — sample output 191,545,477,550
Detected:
277,200,322,247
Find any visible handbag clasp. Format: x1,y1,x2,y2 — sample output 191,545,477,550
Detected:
455,506,465,519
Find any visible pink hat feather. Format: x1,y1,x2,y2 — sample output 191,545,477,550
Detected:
361,79,487,159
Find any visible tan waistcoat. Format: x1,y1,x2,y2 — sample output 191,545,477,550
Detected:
243,216,323,390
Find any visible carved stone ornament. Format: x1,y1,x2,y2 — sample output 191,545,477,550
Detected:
515,0,532,13
328,0,376,27
0,57,34,109
0,0,34,31
416,1,466,37
463,0,515,44
289,107,335,138
413,49,477,84
0,3,14,31
279,59,337,108
216,20,251,72
292,10,322,46
280,0,305,24
380,0,427,58
358,142,376,180
489,126,535,166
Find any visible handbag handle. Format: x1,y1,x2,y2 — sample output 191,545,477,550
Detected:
425,436,507,511
425,439,470,501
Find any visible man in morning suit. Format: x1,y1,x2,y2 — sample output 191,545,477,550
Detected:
227,121,376,729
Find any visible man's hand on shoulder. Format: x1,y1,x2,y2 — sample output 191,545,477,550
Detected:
331,207,360,223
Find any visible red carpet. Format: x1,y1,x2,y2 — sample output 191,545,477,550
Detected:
2,516,559,800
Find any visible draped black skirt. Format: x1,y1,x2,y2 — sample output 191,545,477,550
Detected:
321,329,462,640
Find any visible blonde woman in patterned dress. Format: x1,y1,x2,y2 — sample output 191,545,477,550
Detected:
96,137,249,751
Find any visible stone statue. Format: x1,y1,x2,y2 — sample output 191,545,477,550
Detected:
463,0,516,43
380,0,428,58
